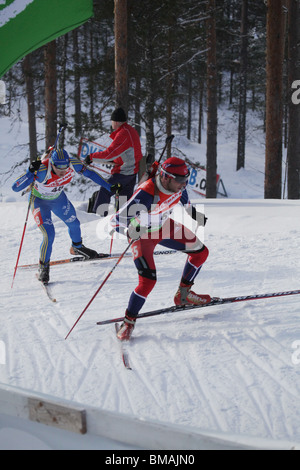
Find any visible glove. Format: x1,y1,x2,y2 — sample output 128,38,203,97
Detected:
84,155,93,165
194,211,207,227
29,160,41,173
189,206,207,226
41,146,54,161
110,183,122,194
126,218,148,241
147,161,159,179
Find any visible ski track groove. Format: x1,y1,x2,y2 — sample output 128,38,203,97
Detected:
222,327,300,402
174,342,226,430
125,338,168,413
108,335,139,415
220,330,299,438
129,337,173,413
234,359,275,437
100,352,123,410
246,323,297,369
157,334,226,431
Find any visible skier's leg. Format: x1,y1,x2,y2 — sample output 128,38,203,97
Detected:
31,196,54,282
116,238,157,341
51,192,98,259
50,192,81,243
159,219,211,305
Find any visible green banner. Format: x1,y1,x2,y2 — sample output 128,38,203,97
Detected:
0,0,93,78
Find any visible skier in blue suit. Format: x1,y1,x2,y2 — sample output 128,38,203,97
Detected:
12,148,121,283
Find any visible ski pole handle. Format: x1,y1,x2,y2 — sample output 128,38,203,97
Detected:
53,122,68,150
139,135,174,185
157,134,174,165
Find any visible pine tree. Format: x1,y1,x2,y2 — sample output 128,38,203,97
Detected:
264,0,286,199
287,0,300,199
206,0,218,198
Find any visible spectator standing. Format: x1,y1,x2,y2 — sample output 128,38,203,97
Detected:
85,107,143,216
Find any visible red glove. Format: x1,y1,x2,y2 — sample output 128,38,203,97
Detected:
148,161,159,179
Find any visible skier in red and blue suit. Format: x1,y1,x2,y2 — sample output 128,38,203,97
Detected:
12,148,121,284
110,156,211,341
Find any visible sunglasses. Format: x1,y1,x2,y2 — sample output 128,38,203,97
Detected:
162,168,190,183
53,163,69,170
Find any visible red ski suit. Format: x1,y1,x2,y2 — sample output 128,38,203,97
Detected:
111,176,209,317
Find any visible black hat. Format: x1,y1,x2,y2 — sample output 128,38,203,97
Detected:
111,107,127,122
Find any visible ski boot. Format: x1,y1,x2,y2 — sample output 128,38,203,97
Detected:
38,261,50,285
70,241,98,259
174,281,211,306
116,312,136,341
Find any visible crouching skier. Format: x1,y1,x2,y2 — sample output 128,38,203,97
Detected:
12,148,121,284
110,156,210,341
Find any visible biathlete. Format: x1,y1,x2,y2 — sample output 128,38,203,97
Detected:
110,156,210,341
12,148,121,284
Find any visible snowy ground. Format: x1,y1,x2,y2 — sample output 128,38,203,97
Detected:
1,106,300,448
1,198,300,446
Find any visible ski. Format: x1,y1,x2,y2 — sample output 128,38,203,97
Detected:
18,249,176,269
115,323,132,370
35,274,57,303
97,288,300,326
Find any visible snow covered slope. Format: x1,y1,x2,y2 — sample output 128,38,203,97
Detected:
1,197,300,447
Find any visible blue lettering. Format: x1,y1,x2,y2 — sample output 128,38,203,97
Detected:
80,142,104,158
80,142,89,157
188,168,197,186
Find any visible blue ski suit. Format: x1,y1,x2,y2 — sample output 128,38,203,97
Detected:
12,156,111,263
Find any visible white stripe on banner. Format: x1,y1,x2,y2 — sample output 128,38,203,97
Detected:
0,1,34,27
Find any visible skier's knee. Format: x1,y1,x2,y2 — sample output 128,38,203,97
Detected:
136,271,157,297
188,244,209,267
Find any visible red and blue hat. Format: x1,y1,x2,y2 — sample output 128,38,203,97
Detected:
161,157,190,182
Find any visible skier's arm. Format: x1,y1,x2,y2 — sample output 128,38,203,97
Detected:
186,205,207,226
110,188,153,236
181,189,207,226
12,161,45,192
86,132,128,164
71,157,112,191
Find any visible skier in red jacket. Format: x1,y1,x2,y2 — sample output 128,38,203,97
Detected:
110,156,211,341
84,107,143,215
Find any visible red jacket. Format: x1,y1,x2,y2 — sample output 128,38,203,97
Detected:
90,122,143,175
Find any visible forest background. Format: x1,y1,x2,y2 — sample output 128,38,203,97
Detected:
1,0,300,199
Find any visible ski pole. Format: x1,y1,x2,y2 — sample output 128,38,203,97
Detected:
11,186,35,288
157,134,174,166
109,187,120,254
138,135,174,185
45,122,68,161
65,240,134,340
54,122,67,149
